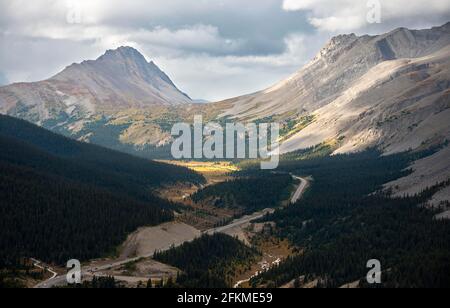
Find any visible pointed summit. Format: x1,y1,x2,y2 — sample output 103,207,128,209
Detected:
58,46,162,82
100,46,148,63
317,33,359,60
46,46,192,110
0,47,192,124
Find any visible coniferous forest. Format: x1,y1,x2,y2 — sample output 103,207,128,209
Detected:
1,114,450,289
154,233,260,288
0,115,204,268
192,173,293,214
249,149,450,288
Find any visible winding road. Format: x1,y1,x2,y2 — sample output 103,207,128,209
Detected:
31,259,58,285
205,208,275,235
291,175,309,204
233,174,309,288
34,175,309,288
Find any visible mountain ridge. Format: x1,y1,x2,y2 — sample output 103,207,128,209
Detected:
0,46,192,125
0,23,449,164
220,22,450,121
215,22,450,202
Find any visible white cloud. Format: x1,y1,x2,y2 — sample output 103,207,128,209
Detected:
126,25,244,55
151,33,316,101
16,23,242,56
283,0,450,32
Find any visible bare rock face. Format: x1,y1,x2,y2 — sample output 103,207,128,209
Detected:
0,47,192,125
219,22,450,157
279,46,450,155
217,22,450,202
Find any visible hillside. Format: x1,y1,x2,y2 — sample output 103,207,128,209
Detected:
0,47,195,155
0,115,204,267
0,47,192,121
218,22,450,155
153,233,259,288
250,150,450,288
217,22,450,202
0,114,204,190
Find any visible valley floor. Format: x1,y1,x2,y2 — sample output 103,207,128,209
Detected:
32,165,308,288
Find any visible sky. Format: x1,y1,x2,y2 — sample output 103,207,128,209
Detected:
0,0,449,101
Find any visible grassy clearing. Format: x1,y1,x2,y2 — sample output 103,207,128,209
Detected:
162,161,239,174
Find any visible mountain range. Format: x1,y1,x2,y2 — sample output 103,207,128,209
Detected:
219,22,450,201
0,22,449,200
220,22,450,155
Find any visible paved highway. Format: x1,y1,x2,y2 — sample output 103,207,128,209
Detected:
291,175,308,204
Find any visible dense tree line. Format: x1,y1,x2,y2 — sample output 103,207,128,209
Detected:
62,276,119,289
0,161,173,266
154,234,260,288
249,149,450,288
192,173,293,214
0,115,204,269
0,115,205,189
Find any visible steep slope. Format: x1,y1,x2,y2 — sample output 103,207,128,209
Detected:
217,22,450,163
0,47,197,157
275,28,450,203
0,115,203,266
0,114,205,191
385,145,450,199
279,45,450,155
0,154,173,266
0,46,192,126
217,22,450,202
220,23,450,122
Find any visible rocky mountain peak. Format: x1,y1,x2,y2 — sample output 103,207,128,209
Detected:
0,46,193,125
317,33,359,61
52,46,185,95
329,33,358,46
100,46,148,63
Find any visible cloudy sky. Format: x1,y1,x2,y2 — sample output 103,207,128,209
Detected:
0,0,449,101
